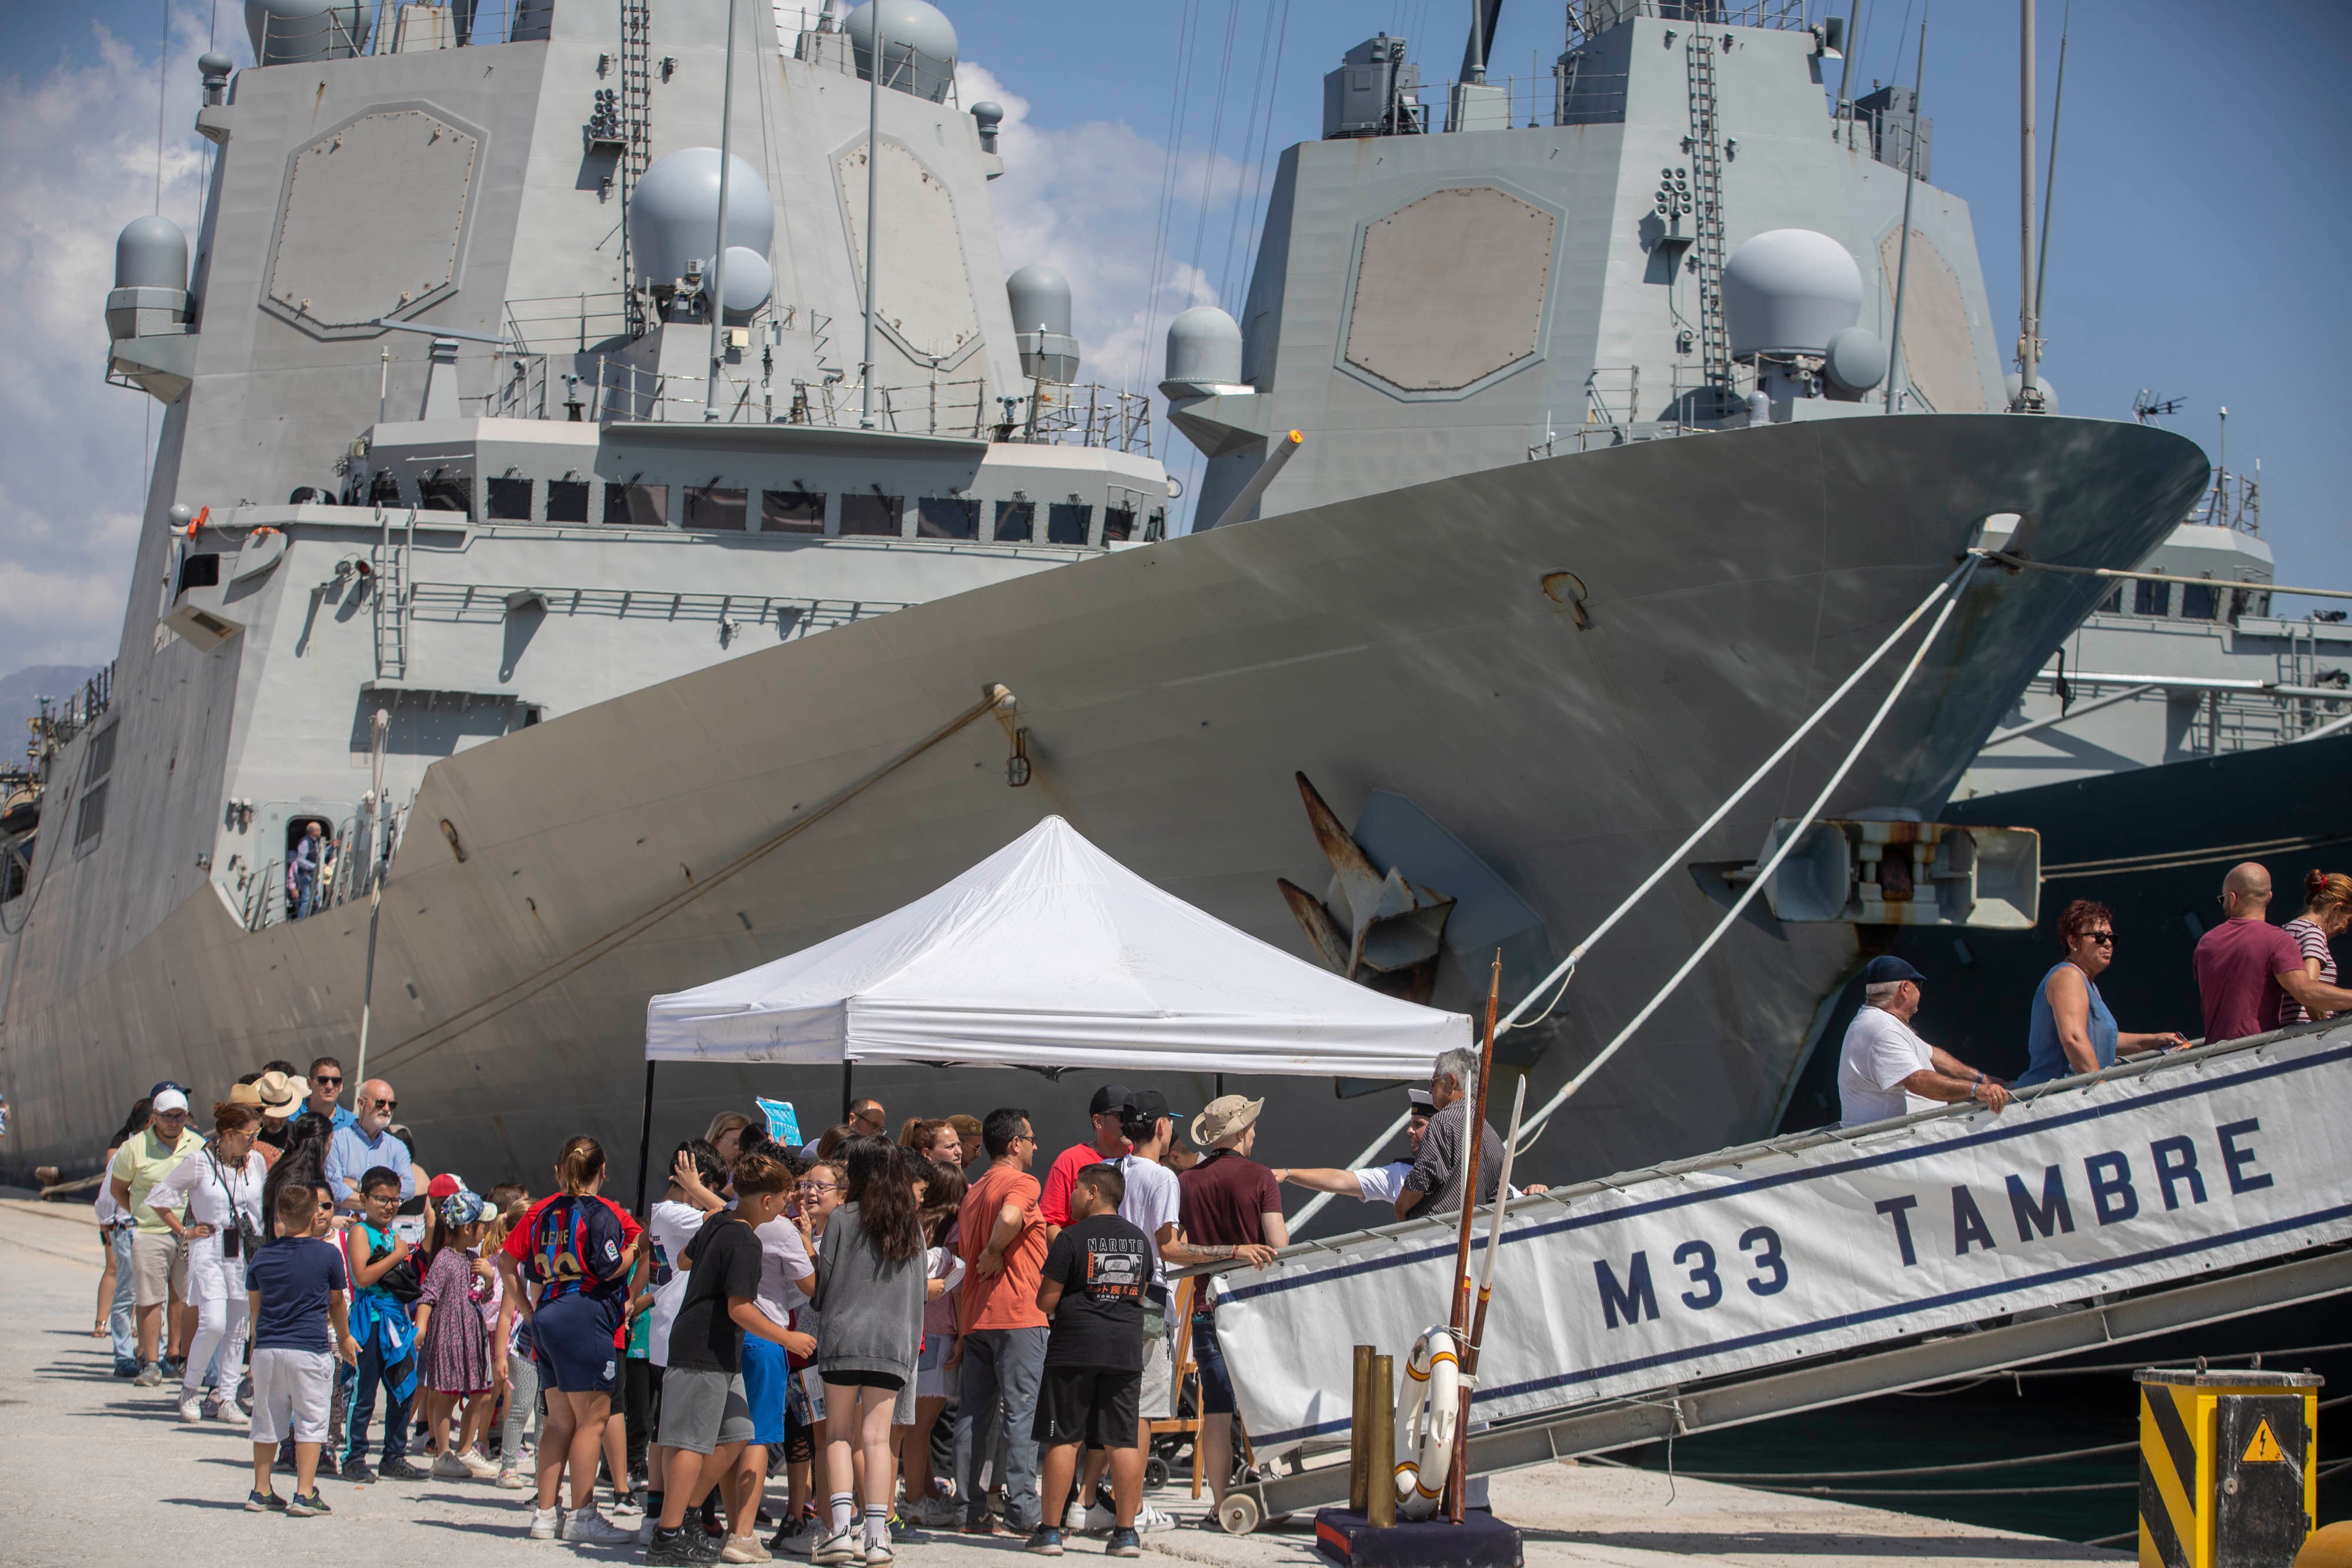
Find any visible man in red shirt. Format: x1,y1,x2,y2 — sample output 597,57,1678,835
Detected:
1174,1095,1285,1510
953,1108,1051,1535
1039,1086,1136,1233
2195,864,2352,1041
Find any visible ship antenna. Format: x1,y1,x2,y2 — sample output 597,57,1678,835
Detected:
2015,0,2040,410
860,4,886,429
2030,3,2069,353
1884,2,1928,412
704,0,739,422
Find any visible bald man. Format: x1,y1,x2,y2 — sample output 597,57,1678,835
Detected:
2193,864,2352,1042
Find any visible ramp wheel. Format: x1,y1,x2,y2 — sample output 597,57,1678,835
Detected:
1217,1493,1262,1536
1143,1456,1170,1489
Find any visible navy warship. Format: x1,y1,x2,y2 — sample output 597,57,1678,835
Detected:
0,0,2207,1195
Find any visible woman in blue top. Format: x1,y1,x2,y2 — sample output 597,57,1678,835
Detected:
2014,900,2191,1088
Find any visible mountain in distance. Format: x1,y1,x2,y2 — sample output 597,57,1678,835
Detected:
0,666,102,773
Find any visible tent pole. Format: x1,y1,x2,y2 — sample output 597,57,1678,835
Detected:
634,1059,657,1214
841,1062,853,1126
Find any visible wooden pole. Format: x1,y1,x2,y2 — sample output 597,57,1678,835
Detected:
1459,1081,1526,1425
1367,1353,1397,1529
1443,951,1504,1523
1348,1344,1374,1513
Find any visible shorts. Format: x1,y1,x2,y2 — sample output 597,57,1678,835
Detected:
741,1335,790,1448
1138,1320,1174,1422
659,1366,754,1456
533,1292,623,1395
131,1231,188,1310
915,1331,955,1400
1191,1312,1235,1416
1031,1366,1141,1450
820,1366,914,1427
249,1347,334,1445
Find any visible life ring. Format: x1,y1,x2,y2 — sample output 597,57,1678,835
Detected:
1392,1326,1459,1520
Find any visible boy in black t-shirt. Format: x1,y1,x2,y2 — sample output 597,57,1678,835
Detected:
244,1181,359,1516
1029,1164,1152,1557
649,1153,799,1567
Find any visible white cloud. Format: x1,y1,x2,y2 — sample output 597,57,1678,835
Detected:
0,15,217,676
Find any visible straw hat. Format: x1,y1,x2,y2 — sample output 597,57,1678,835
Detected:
228,1082,265,1109
252,1069,306,1121
1190,1094,1264,1149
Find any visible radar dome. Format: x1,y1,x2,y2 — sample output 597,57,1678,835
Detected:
629,149,776,291
1162,306,1243,392
720,246,774,321
1005,265,1071,337
245,1,372,66
1723,229,1862,359
2003,372,2060,415
1823,326,1887,395
114,215,188,293
970,101,1003,152
844,2,959,104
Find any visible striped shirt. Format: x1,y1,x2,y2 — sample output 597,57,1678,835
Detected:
2281,917,2337,1026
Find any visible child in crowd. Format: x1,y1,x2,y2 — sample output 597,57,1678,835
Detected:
416,1189,502,1479
341,1164,425,1482
1028,1164,1151,1559
637,1141,728,1543
484,1184,538,1487
245,1181,359,1517
812,1137,926,1568
647,1151,801,1567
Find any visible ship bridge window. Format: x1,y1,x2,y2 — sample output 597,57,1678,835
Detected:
606,482,668,529
547,480,592,523
1048,503,1093,546
686,487,749,531
2100,586,2123,614
761,489,826,533
993,500,1034,543
486,477,534,521
840,493,902,537
2134,579,2170,616
176,553,222,597
2180,581,2220,620
918,497,978,540
74,723,116,857
1102,506,1136,543
418,469,471,516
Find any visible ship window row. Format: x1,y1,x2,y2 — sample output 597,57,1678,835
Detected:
463,477,1137,546
2100,580,2267,622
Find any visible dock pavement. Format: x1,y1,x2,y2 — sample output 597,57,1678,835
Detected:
0,1195,2123,1566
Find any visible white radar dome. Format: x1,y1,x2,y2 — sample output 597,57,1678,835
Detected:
845,1,959,104
630,149,776,291
1823,325,1887,394
1163,306,1243,392
1724,228,1862,359
2003,372,2060,414
245,1,372,65
720,246,774,320
1005,265,1072,337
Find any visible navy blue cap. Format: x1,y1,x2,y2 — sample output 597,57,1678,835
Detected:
1090,1084,1138,1117
1131,1088,1178,1124
148,1079,190,1099
1860,955,1925,986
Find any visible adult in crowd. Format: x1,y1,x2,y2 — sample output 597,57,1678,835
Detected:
954,1107,1052,1536
95,1096,151,1376
262,1113,336,1239
2281,870,2352,1025
497,1135,642,1545
1281,1091,1435,1207
847,1098,888,1140
111,1085,205,1386
152,1101,270,1422
900,1118,963,1169
947,1114,987,1174
250,1069,306,1154
1396,1050,1506,1222
1175,1095,1287,1511
704,1111,756,1176
339,1165,427,1483
2195,864,2352,1040
1040,1087,1136,1234
325,1079,416,1209
305,1059,357,1129
812,1135,927,1566
2013,901,2191,1088
289,820,328,919
1836,955,2012,1124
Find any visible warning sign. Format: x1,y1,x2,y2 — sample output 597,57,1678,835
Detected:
2241,1419,2286,1464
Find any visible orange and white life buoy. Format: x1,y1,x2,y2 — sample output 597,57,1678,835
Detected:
1393,1326,1459,1520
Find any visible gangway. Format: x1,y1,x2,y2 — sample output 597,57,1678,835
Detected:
1192,1021,2352,1533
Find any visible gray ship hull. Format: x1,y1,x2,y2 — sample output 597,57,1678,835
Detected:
0,412,2206,1192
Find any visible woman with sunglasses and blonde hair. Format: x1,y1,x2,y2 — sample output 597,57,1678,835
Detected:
2014,900,2191,1088
2281,870,2351,1025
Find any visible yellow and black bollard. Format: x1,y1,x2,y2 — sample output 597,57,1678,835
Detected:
2136,1367,2323,1568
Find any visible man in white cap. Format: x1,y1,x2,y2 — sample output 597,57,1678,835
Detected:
110,1086,205,1386
1175,1095,1287,1510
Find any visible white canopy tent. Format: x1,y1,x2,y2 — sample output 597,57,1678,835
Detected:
644,815,1469,1076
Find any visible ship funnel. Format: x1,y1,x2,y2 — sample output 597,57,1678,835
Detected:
1161,306,1244,397
844,1,960,105
245,1,372,66
630,149,777,297
1007,265,1077,384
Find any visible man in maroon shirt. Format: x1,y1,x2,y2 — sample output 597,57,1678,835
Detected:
1174,1095,1284,1510
2194,863,2352,1041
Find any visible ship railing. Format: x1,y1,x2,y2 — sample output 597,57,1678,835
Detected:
249,1,552,67
2189,466,2260,536
28,663,116,761
503,292,635,356
1009,384,1156,456
1566,0,1809,48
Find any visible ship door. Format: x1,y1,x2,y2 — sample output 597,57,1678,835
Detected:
256,801,355,927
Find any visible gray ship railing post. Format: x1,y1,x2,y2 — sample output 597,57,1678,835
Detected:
704,0,739,422
859,5,884,429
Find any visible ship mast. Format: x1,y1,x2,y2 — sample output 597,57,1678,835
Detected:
704,0,739,422
2015,0,2040,410
860,6,884,429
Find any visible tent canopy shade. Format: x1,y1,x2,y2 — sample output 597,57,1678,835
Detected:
644,815,1470,1078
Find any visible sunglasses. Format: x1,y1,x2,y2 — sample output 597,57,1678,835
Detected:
313,1076,343,1087
365,1098,398,1111
2085,931,2115,944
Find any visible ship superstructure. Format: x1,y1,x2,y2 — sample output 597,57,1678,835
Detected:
1,1,2208,1198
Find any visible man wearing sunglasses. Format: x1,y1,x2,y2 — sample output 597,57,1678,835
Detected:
323,1081,415,1212
305,1057,358,1130
110,1086,206,1386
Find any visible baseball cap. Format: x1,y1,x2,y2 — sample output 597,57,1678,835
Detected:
149,1079,189,1101
151,1088,191,1115
1089,1084,1138,1118
1131,1088,1178,1125
426,1172,465,1202
1860,955,1926,986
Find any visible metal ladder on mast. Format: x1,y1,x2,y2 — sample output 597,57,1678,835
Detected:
1685,29,1733,407
372,510,410,681
617,0,654,336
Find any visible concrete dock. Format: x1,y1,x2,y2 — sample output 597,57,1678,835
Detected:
0,1197,2124,1566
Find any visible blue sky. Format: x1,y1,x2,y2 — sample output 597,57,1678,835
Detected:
1,0,2343,677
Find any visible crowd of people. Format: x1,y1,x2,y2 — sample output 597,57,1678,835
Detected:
1835,862,2352,1124
90,1051,1517,1559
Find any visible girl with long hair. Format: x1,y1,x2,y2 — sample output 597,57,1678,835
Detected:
810,1136,926,1565
901,1154,965,1527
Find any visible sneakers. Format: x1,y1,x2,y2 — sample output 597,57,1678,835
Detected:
863,1538,894,1567
529,1506,566,1541
133,1363,162,1387
245,1489,286,1513
432,1451,475,1479
177,1392,205,1423
1131,1503,1178,1534
1105,1528,1142,1559
112,1357,142,1378
646,1526,725,1567
288,1489,333,1517
210,1396,245,1425
564,1508,639,1545
460,1448,502,1480
609,1489,647,1518
680,1520,730,1563
381,1456,430,1482
1065,1499,1089,1532
313,1452,342,1479
767,1517,819,1557
160,1356,186,1380
497,1465,529,1489
343,1460,379,1486
1025,1527,1066,1556
810,1529,860,1566
960,1514,1000,1536
720,1536,771,1563
908,1496,960,1530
